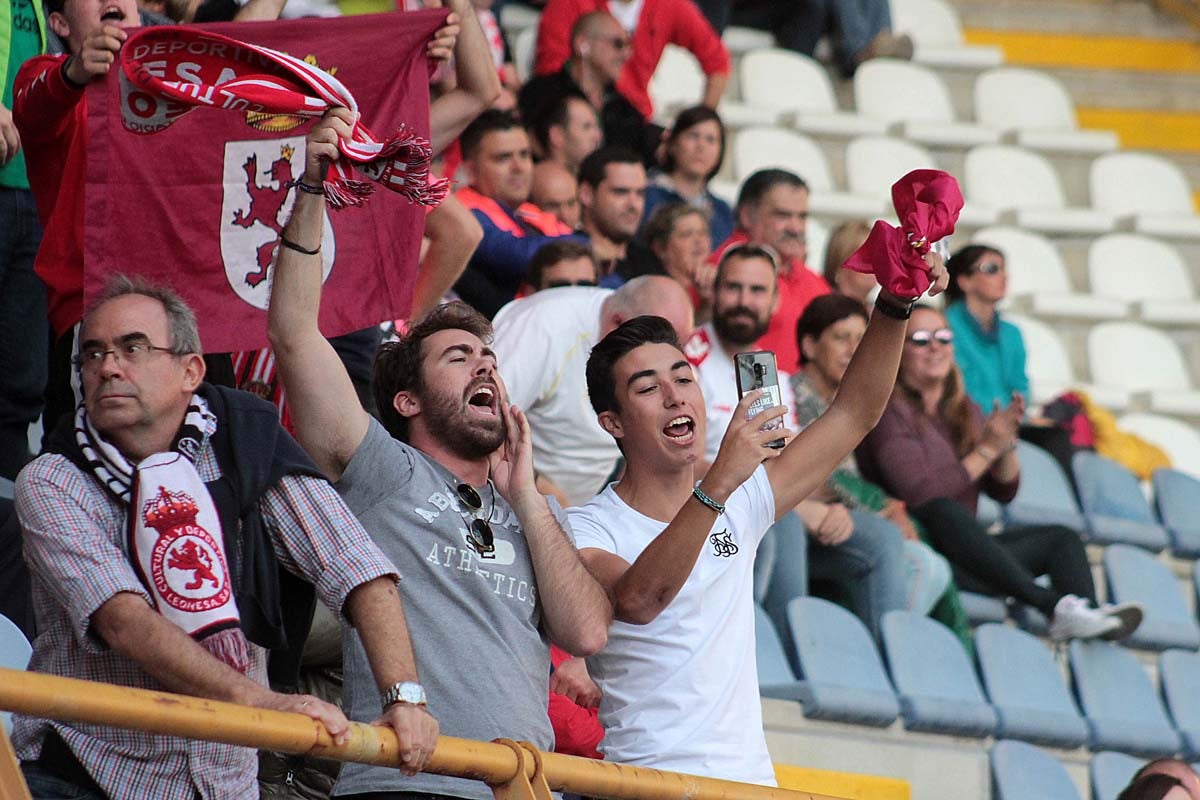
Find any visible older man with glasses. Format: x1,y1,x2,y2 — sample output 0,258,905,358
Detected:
12,275,438,800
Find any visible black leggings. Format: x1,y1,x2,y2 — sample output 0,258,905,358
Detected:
910,497,1097,618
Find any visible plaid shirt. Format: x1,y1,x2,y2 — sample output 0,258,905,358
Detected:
13,443,398,800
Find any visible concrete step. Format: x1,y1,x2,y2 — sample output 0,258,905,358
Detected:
953,0,1194,40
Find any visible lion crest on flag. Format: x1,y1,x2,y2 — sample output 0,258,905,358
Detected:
219,137,336,309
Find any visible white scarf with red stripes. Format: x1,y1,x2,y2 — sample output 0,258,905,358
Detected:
120,26,448,209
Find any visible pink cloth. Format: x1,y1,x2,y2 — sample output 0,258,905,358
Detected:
843,169,962,300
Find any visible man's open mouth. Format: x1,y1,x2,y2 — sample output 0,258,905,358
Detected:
101,5,126,21
663,415,695,441
467,385,498,416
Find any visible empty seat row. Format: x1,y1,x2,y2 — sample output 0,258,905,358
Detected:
1005,314,1200,418
725,125,1200,243
757,597,1200,759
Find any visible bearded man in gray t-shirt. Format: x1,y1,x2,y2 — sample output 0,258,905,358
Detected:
267,110,612,800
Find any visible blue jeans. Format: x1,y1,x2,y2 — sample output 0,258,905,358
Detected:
20,762,106,800
0,187,47,480
728,0,892,73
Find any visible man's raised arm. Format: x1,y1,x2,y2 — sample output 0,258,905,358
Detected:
267,108,370,481
765,255,949,519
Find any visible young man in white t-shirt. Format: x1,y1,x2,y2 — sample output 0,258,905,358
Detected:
566,252,948,783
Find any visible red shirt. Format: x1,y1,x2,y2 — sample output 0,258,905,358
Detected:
533,0,730,120
713,230,832,373
14,54,88,337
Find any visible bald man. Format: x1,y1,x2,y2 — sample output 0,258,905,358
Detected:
531,162,582,231
492,276,694,505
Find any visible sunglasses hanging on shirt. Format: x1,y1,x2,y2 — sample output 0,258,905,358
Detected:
454,482,496,559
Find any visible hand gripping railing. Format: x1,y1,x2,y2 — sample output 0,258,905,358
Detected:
0,668,844,800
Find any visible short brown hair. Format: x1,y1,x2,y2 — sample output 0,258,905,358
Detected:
373,302,493,441
527,240,598,289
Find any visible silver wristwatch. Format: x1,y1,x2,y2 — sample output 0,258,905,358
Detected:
382,681,427,709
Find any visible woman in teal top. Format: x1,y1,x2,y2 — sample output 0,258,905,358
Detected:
944,244,1030,412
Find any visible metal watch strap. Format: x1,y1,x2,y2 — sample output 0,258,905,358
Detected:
381,681,427,708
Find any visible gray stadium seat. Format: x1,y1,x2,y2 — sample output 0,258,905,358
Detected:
1159,650,1200,758
1151,469,1200,558
1004,441,1088,533
785,597,900,726
882,611,997,737
992,739,1083,800
1090,751,1144,800
976,624,1090,748
1104,544,1200,651
1073,451,1170,552
1070,639,1181,757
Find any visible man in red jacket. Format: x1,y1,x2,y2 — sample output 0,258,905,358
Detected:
711,168,831,372
533,0,729,122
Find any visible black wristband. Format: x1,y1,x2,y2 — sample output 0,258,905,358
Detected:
61,56,88,90
874,293,916,320
287,178,326,196
279,235,320,256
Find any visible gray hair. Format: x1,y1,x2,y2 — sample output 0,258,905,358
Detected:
88,274,203,356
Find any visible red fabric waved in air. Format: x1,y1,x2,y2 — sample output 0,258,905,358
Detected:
842,169,963,299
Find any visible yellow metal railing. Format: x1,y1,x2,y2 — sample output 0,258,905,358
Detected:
0,668,844,800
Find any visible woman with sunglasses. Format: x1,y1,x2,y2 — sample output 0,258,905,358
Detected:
945,244,1077,476
943,244,1027,412
641,106,734,247
855,306,1142,642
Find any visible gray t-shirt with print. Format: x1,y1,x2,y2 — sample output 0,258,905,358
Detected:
333,419,558,799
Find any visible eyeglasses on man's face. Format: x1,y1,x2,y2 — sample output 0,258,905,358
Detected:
972,260,1005,276
73,339,186,373
906,328,954,348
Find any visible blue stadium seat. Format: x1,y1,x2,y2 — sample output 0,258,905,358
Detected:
1103,544,1200,651
1004,441,1087,533
1090,751,1144,800
763,511,808,673
1069,639,1181,757
1151,469,1200,558
753,604,806,701
976,624,1090,748
753,526,777,605
881,610,997,737
1073,451,1170,551
785,597,900,727
1159,650,1200,758
992,739,1083,800
0,613,31,734
978,494,1003,528
960,592,1009,624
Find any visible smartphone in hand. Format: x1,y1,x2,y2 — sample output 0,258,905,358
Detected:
734,351,786,449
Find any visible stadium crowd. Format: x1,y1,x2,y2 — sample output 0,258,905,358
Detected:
0,0,1170,797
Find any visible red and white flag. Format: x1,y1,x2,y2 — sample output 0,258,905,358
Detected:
83,10,447,353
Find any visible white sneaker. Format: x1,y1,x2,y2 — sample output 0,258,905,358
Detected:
1048,595,1121,641
1098,601,1144,641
